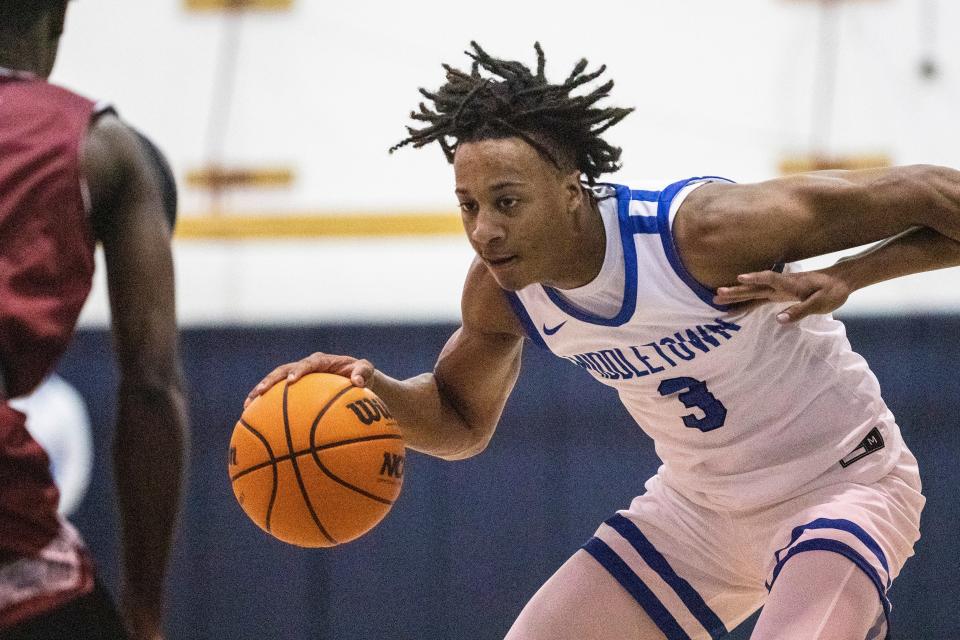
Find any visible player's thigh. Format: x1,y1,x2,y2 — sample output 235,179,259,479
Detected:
752,550,885,640
505,549,667,640
758,445,924,639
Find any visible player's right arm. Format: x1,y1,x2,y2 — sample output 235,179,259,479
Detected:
247,257,525,460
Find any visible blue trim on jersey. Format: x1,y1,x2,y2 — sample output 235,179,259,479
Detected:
773,517,890,587
631,189,660,202
656,177,732,312
767,539,892,626
542,184,639,327
607,514,728,639
503,291,549,350
629,215,659,235
583,538,691,640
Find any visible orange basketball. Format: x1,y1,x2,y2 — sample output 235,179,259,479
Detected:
228,372,405,547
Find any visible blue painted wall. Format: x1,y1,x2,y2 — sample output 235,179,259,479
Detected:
58,317,960,639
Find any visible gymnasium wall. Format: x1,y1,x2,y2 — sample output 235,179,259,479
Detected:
55,0,960,326
61,318,959,639
54,0,960,213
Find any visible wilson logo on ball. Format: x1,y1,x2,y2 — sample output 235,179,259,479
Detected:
346,398,393,425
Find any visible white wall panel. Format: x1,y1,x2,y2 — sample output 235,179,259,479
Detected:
51,0,960,324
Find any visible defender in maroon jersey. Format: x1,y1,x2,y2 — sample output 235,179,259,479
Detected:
0,2,188,639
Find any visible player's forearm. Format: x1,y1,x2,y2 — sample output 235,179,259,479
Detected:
369,371,489,461
844,165,960,241
113,379,188,618
912,165,960,242
826,226,960,292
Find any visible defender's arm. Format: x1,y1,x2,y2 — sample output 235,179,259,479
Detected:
84,114,188,640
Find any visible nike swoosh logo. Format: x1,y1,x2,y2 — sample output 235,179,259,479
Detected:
542,321,566,336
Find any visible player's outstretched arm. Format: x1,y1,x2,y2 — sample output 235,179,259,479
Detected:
84,114,188,640
675,164,960,290
247,257,524,461
713,226,960,322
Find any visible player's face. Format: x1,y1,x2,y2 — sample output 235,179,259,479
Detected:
453,137,583,291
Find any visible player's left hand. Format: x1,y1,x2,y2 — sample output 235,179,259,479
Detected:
713,269,851,323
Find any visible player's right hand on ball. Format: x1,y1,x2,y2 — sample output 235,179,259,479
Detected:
245,352,376,408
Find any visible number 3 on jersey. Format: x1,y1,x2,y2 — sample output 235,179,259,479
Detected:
657,377,727,432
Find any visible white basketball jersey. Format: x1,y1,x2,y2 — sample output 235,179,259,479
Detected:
507,177,903,510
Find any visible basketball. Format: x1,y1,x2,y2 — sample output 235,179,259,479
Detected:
228,373,405,547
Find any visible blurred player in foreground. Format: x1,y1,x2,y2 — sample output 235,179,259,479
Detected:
249,43,960,639
0,2,187,638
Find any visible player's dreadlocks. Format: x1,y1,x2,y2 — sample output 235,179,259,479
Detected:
390,41,634,184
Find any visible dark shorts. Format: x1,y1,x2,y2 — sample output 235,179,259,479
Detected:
0,403,60,558
1,580,128,640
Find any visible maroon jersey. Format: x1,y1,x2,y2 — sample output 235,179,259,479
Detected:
0,71,98,399
0,69,100,627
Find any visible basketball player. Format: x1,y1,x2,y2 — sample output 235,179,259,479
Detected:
248,43,960,639
0,2,187,639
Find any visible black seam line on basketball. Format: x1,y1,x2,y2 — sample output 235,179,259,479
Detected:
309,451,395,506
307,381,358,456
283,381,337,545
237,419,279,533
307,382,396,506
229,434,403,482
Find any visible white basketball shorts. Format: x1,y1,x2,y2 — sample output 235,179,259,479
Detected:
582,444,924,639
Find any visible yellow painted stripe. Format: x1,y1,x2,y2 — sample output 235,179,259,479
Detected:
174,213,464,239
185,167,295,189
779,153,892,175
183,0,293,10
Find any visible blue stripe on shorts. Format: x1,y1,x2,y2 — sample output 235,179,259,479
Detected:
583,537,691,639
607,514,727,639
769,538,892,640
773,517,890,587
